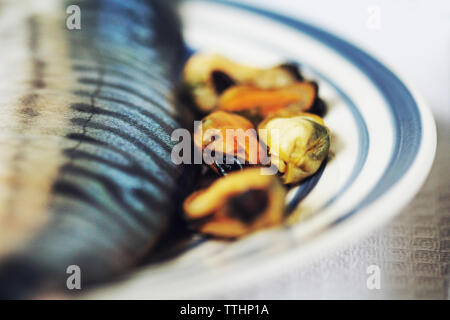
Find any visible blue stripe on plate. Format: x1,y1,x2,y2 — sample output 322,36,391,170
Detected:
204,0,423,222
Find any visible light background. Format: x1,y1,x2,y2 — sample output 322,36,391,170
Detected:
214,0,450,299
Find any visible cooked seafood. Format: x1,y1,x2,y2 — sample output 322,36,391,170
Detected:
184,53,303,112
193,111,267,175
258,111,330,184
182,53,331,236
218,82,317,121
184,168,286,238
0,0,187,298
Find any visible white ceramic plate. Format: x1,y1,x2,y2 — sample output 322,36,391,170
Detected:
89,0,436,299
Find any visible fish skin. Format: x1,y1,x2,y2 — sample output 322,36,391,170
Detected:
0,0,189,298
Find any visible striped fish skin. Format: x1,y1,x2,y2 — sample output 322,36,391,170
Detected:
0,0,189,298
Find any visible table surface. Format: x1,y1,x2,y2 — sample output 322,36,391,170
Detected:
213,0,450,299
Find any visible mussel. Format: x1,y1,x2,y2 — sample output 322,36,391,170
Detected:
183,53,303,112
183,168,286,238
184,54,331,238
258,111,330,184
193,111,268,175
218,82,317,123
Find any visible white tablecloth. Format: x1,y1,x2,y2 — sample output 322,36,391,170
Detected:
215,0,450,299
